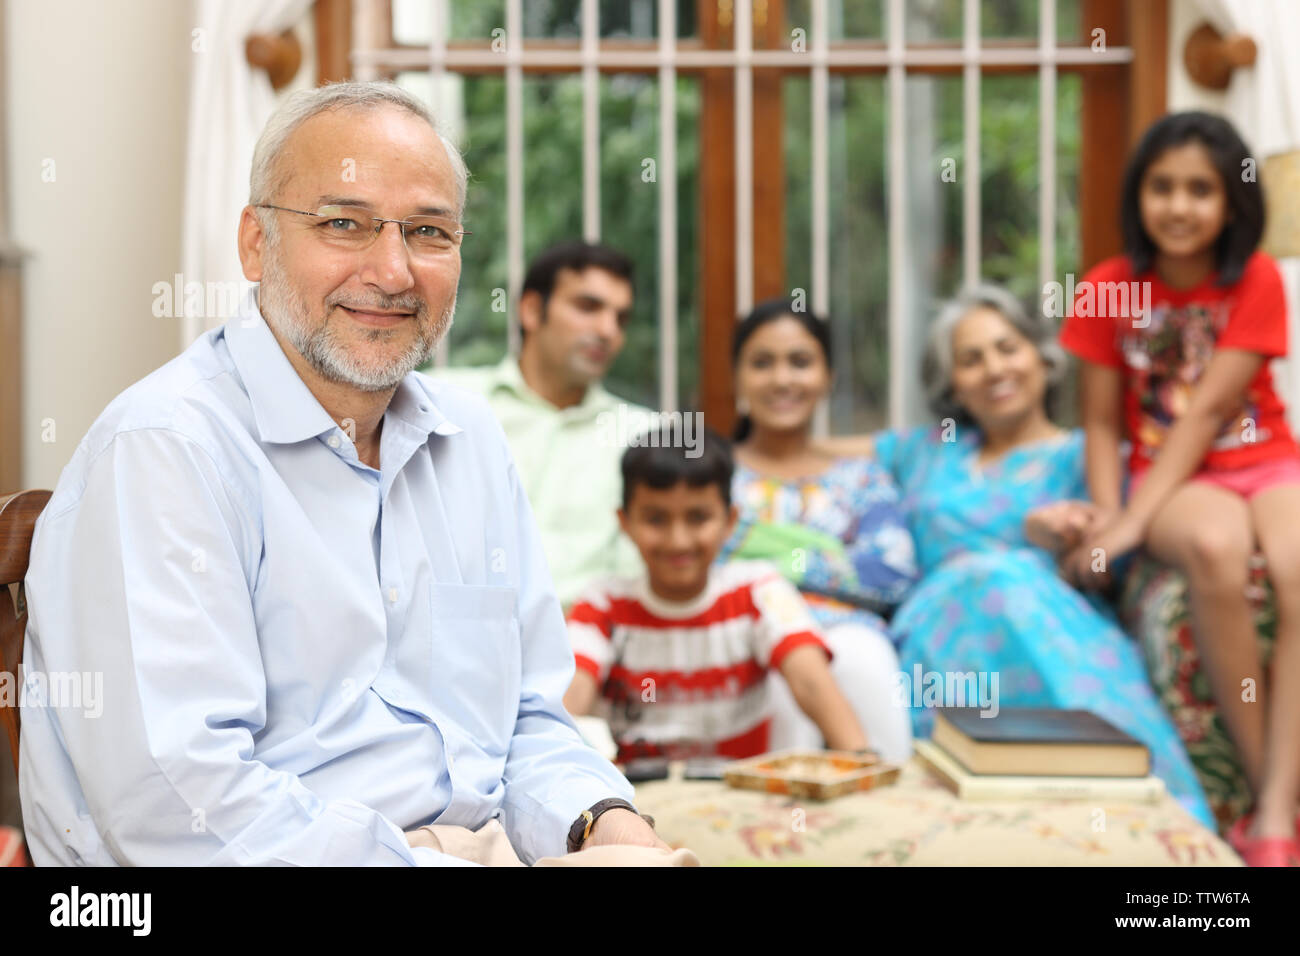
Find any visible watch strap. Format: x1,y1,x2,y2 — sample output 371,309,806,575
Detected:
566,798,654,852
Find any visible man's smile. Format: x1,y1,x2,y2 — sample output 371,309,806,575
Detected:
339,305,414,328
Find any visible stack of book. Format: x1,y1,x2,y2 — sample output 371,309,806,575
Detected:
914,707,1166,803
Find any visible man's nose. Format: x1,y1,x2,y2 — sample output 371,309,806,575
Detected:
594,308,622,342
355,221,416,293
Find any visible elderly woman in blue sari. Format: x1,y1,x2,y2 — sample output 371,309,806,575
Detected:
823,285,1212,826
717,299,920,763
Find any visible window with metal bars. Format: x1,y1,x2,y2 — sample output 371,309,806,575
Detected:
329,0,1167,434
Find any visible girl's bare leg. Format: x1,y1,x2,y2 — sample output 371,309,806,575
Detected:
1246,483,1300,839
1145,482,1265,792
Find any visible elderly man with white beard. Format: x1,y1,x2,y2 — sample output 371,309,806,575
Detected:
19,81,694,867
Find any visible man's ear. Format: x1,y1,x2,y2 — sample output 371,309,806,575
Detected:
725,503,739,536
616,506,630,537
237,206,267,282
519,290,545,337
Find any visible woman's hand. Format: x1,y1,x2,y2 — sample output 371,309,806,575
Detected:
1024,501,1096,553
1060,511,1143,590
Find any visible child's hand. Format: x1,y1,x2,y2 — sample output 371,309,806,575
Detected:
1080,503,1120,536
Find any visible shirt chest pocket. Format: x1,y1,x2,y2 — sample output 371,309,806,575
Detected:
424,583,522,755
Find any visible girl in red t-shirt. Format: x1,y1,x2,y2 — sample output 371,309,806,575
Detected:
1059,112,1300,866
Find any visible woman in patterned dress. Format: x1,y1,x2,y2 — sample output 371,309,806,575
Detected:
830,284,1212,826
718,298,919,763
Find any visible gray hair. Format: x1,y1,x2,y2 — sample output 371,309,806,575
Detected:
920,283,1067,425
249,81,469,244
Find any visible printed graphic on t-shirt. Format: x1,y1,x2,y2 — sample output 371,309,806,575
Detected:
1119,301,1267,461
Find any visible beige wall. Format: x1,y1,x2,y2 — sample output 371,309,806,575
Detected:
8,0,189,490
7,1,319,491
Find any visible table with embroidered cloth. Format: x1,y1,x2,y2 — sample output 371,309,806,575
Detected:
632,758,1241,866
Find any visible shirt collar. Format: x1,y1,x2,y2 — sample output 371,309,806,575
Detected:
487,354,620,416
390,370,464,438
224,287,463,444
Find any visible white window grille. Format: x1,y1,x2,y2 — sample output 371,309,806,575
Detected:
353,0,1133,427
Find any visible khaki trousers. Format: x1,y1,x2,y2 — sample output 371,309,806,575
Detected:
418,819,700,867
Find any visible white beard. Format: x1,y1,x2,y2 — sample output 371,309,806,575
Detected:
257,245,455,393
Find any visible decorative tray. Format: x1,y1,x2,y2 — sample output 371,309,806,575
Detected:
723,749,901,800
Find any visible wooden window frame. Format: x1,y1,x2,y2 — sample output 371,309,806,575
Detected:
318,0,1168,431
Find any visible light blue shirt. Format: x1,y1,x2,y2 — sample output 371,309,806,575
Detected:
19,289,634,866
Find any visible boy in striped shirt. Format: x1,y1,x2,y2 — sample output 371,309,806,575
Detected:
562,425,867,762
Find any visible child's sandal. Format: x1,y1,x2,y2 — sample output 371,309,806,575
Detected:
1227,813,1300,867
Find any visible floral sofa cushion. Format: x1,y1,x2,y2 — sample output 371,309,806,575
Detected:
1119,552,1276,833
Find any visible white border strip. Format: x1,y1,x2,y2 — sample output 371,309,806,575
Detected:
582,0,601,241
962,0,980,286
811,0,830,437
734,0,754,316
887,0,906,429
506,0,524,355
351,0,381,80
1038,0,1057,294
658,0,678,412
430,0,451,367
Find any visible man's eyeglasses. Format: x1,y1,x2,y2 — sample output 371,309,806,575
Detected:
256,203,470,256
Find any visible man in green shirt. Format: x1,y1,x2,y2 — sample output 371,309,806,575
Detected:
435,241,649,610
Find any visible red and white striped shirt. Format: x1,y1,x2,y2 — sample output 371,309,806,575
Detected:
567,560,830,762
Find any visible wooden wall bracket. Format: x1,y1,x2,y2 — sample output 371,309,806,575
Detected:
1183,21,1256,91
245,29,303,91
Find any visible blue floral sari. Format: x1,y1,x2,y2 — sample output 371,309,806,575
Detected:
873,425,1213,827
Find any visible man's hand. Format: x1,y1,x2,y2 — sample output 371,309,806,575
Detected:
581,808,670,851
405,827,439,850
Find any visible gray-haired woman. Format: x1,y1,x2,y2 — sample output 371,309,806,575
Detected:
821,283,1214,827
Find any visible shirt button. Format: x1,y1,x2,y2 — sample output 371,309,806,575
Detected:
387,587,399,604
327,435,341,449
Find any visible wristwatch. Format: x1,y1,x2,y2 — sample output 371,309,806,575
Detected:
566,798,656,853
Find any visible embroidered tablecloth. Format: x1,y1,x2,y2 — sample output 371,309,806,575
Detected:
634,758,1240,866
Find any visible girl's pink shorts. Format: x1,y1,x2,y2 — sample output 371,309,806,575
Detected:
1131,454,1300,501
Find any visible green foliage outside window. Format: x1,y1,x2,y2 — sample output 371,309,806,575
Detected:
418,0,1085,427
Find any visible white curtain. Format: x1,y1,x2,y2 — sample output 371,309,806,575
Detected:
1193,0,1300,423
180,0,315,348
